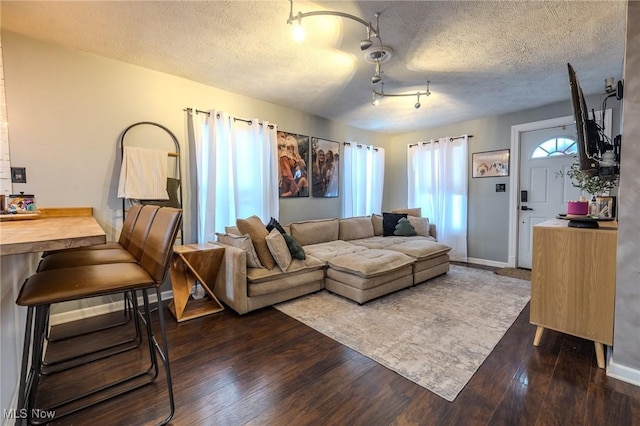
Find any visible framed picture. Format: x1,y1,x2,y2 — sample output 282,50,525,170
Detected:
472,149,510,178
595,196,616,218
311,138,339,197
277,131,309,198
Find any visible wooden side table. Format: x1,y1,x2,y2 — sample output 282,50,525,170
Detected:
168,243,225,322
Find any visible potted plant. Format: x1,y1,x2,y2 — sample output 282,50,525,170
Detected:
559,161,617,215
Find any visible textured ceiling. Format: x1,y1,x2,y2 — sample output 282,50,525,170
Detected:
1,1,628,134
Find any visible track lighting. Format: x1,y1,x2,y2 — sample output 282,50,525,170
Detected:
371,61,382,84
360,25,373,50
287,0,432,109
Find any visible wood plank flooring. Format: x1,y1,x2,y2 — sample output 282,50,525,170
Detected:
38,266,640,426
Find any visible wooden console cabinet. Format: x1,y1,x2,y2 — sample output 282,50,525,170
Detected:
530,219,617,369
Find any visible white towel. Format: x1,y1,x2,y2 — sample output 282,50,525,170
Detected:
117,146,170,200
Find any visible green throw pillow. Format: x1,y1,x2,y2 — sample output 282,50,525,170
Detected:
394,217,417,236
283,234,306,260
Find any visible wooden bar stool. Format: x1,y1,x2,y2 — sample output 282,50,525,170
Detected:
16,207,182,425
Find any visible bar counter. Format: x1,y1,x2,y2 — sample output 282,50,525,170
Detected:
0,210,106,256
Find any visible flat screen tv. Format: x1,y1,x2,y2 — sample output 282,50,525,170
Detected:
567,63,604,176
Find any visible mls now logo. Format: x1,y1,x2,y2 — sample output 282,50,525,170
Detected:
3,408,55,420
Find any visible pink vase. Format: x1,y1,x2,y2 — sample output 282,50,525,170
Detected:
567,201,589,215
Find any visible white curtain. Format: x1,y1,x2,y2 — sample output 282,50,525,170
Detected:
342,143,385,217
189,109,278,243
408,136,468,261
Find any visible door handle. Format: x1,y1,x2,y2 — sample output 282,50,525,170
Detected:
521,206,534,211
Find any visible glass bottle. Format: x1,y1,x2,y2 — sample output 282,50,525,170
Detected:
589,195,598,217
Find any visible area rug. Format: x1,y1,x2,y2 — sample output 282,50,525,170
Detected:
274,265,530,402
494,267,531,281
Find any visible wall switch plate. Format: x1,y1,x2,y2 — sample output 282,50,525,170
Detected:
496,183,506,192
11,167,27,183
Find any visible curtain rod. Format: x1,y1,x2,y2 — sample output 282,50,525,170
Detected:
183,108,274,129
408,134,473,148
343,142,379,152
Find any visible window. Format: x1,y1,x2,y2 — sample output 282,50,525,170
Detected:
531,137,577,158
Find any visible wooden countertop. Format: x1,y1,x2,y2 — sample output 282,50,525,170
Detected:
535,218,618,231
0,214,106,256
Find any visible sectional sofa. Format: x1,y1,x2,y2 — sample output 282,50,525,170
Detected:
213,213,451,315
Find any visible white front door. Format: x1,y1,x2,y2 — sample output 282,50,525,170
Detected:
517,127,580,269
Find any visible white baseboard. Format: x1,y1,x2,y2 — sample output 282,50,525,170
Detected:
465,257,510,268
49,290,174,326
607,358,640,387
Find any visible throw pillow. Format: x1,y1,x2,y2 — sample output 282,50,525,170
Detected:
394,217,417,236
407,216,429,237
236,215,277,270
215,233,263,268
391,207,422,217
265,229,292,271
382,212,408,236
371,214,384,236
283,234,306,260
266,217,286,234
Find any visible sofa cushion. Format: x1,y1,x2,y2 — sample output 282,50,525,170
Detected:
290,218,339,246
303,240,368,262
215,232,263,268
237,215,277,270
382,212,408,236
348,235,436,250
407,216,429,237
247,255,326,284
328,249,415,278
265,229,292,271
392,207,422,217
283,234,305,260
339,216,375,241
385,240,451,261
394,217,417,236
371,214,383,236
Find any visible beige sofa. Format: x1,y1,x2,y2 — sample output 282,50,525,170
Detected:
213,214,451,315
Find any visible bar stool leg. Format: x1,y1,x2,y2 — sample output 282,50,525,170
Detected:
146,288,175,425
17,305,34,425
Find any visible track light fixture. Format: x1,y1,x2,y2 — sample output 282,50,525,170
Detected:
287,0,431,108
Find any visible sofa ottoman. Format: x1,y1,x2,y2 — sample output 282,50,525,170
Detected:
325,249,415,304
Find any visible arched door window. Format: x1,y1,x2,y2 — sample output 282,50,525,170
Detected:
531,137,577,158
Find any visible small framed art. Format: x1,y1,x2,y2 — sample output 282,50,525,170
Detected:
472,149,510,178
595,196,616,219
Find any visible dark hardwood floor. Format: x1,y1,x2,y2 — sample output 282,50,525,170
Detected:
38,266,640,426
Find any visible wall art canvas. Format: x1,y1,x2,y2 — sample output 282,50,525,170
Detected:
277,131,309,198
472,149,510,178
311,138,340,198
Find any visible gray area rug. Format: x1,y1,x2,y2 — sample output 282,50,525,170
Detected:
274,265,530,402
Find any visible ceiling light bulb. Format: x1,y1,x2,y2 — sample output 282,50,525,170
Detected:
360,39,373,50
293,22,305,42
371,74,382,84
414,102,421,109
